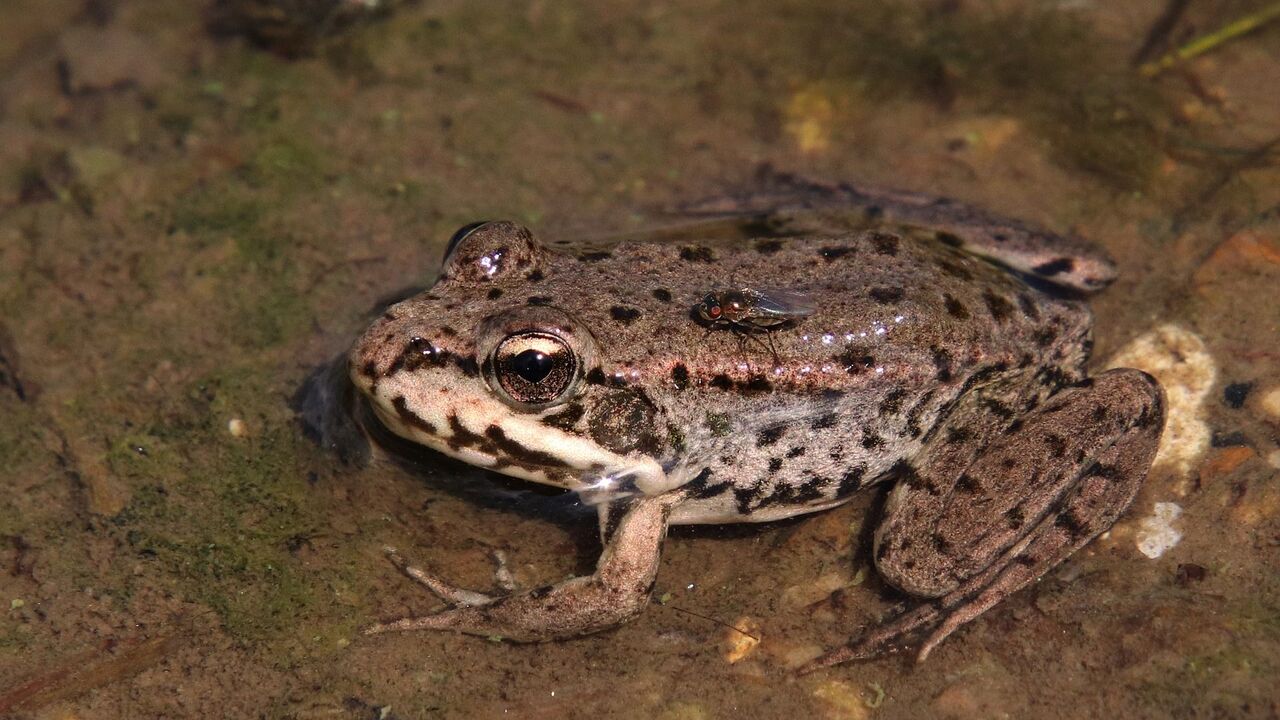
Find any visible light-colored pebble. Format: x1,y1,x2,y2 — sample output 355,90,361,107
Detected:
721,616,762,664
1107,324,1216,493
812,680,871,720
780,570,855,610
1260,386,1280,419
1135,502,1183,559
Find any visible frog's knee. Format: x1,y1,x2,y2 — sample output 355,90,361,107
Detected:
1066,368,1165,434
873,512,962,599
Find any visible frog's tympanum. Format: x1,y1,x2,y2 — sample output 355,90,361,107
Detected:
348,177,1164,669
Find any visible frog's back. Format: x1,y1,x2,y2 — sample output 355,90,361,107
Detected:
577,230,1094,524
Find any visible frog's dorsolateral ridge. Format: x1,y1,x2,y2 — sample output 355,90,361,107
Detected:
347,178,1164,668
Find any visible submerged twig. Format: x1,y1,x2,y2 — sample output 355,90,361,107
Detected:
662,603,761,642
1140,1,1280,77
1131,0,1191,67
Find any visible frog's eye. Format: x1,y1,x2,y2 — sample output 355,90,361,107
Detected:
443,221,493,262
489,332,579,408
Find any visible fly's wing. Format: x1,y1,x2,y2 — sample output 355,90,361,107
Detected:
740,288,817,322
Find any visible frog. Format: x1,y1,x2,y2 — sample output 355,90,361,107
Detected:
346,172,1165,669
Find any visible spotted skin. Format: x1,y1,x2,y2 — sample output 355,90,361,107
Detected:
348,178,1164,667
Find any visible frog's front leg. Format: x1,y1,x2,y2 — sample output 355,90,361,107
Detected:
806,368,1164,670
365,494,676,642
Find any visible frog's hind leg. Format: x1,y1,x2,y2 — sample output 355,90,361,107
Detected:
678,169,1118,292
804,368,1164,671
365,495,676,642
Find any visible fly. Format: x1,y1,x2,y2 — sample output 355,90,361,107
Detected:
695,288,815,364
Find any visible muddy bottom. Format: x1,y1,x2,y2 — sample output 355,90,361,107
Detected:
1,1,1279,718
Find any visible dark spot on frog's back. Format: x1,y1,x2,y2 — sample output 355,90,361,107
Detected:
1032,257,1075,277
670,363,689,390
487,288,503,300
837,465,866,496
757,425,785,446
870,232,899,256
935,231,963,248
838,348,874,374
679,246,715,263
983,290,1014,322
869,287,905,304
879,387,907,416
578,250,612,262
944,294,970,320
610,305,641,324
652,288,672,303
527,296,553,306
820,246,855,261
932,347,954,381
755,239,783,254
525,269,545,282
1017,293,1041,321
938,259,973,281
710,374,733,390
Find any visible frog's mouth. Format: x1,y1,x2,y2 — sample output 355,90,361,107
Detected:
364,378,668,495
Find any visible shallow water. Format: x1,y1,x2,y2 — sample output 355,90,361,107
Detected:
1,1,1279,718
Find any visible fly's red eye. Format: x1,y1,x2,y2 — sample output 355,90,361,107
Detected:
708,305,721,319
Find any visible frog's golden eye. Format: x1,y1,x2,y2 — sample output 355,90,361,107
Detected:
489,332,579,409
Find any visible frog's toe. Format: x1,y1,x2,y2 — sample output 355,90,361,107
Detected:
798,604,938,674
382,546,496,607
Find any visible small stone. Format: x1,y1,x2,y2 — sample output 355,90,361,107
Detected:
1135,502,1183,559
227,418,248,437
721,616,762,664
1261,386,1280,419
766,640,825,670
1174,563,1208,586
780,570,854,610
1198,446,1255,482
812,680,871,720
1222,381,1253,409
1106,325,1216,493
784,87,835,154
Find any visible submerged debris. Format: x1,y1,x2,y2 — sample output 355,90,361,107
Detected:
1135,502,1184,559
1106,324,1216,493
207,0,404,56
721,616,762,664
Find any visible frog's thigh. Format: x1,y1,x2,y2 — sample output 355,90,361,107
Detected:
875,368,1164,599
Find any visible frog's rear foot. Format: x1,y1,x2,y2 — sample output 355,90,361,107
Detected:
802,369,1165,672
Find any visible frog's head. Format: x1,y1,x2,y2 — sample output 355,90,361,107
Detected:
349,222,670,496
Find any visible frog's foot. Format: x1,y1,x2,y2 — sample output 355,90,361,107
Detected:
804,369,1164,672
364,496,674,642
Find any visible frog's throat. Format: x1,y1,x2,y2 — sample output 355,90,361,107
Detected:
369,389,669,494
